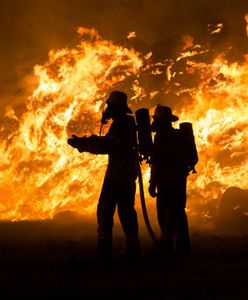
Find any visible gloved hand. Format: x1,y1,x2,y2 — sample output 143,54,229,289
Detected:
148,183,157,198
67,134,88,153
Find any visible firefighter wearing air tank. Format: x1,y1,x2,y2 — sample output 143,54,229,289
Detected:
149,105,198,256
68,91,140,260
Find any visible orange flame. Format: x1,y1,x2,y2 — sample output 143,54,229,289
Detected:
1,28,143,220
208,23,224,35
245,15,248,36
0,25,248,222
176,58,248,214
127,31,136,39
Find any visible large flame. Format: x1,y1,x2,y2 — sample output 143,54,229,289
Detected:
0,25,247,221
177,58,248,219
1,28,143,220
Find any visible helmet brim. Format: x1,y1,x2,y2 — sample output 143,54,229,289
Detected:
153,114,179,122
171,115,179,122
106,99,132,114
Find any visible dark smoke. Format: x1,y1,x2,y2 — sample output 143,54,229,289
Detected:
0,0,247,115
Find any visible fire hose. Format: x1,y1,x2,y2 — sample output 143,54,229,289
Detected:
134,108,158,243
136,158,158,243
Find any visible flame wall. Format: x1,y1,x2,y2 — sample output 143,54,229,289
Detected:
0,24,247,221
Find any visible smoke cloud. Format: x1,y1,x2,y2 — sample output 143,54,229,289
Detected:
0,0,247,114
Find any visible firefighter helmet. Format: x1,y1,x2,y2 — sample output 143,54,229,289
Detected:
153,105,179,122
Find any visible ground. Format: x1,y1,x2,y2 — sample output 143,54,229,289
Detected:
0,220,247,299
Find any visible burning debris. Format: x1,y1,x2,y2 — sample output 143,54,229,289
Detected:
245,15,248,36
216,187,248,233
127,31,136,39
208,23,224,35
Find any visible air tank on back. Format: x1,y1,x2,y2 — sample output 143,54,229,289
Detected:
179,122,198,173
135,108,153,162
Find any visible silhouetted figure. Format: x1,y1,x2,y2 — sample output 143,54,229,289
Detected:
68,91,140,261
149,105,198,257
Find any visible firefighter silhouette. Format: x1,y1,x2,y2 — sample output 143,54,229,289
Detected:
68,91,140,260
149,105,198,257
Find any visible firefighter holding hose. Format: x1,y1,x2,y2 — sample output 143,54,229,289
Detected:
68,91,140,260
149,105,198,257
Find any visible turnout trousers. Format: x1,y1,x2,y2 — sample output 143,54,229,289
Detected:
156,175,190,256
97,178,139,258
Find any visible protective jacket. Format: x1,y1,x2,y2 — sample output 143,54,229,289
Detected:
87,114,137,181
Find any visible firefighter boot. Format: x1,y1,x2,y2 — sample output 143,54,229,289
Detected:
97,238,112,262
158,231,173,256
175,232,191,258
124,236,141,261
158,237,173,256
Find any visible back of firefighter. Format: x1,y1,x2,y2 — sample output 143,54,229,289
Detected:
68,91,140,260
149,105,196,257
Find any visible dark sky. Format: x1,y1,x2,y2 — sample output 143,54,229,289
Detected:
0,0,247,113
